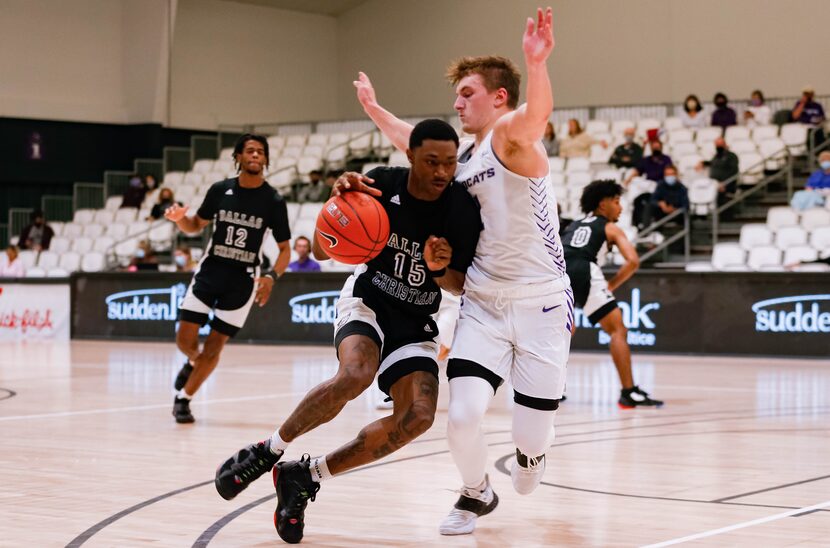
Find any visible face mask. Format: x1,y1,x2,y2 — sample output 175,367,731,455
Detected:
130,177,142,188
665,176,677,185
716,101,726,108
751,98,762,106
652,149,662,156
821,161,830,170
175,255,187,267
135,249,146,259
716,146,725,154
625,135,634,143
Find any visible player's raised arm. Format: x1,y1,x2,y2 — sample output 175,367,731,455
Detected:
354,72,414,153
164,203,209,235
500,7,555,146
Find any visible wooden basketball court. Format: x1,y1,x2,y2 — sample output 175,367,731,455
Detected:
1,340,828,547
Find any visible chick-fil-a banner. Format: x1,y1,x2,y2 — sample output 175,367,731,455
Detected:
0,282,70,340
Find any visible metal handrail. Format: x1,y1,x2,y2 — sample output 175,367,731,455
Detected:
807,126,830,171
637,208,690,264
710,152,792,247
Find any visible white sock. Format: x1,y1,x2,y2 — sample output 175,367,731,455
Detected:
177,389,192,400
309,456,332,483
269,430,289,455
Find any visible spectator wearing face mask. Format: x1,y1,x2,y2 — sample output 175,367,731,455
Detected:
121,174,147,208
680,94,707,129
174,245,196,272
609,127,643,169
744,90,771,128
127,240,159,271
624,140,673,185
148,188,183,220
18,210,54,251
711,92,737,129
648,166,689,224
791,151,830,210
697,137,740,205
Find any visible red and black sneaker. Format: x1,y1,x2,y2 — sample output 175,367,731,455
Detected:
215,439,282,500
273,455,320,544
619,386,664,409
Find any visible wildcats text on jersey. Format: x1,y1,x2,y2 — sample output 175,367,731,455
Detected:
458,167,495,189
218,209,264,229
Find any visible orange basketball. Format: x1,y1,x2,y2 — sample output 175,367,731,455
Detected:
315,191,389,264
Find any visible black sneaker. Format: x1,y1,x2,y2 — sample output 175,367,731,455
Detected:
215,439,282,500
174,361,193,391
273,455,320,544
172,397,195,423
619,386,664,409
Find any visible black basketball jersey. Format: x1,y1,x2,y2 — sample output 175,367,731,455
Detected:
562,214,609,265
197,178,291,268
353,167,482,317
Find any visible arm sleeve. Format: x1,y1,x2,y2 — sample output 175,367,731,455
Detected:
447,195,482,272
196,184,220,220
270,197,292,243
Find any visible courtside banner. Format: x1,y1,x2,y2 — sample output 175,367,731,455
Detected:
72,272,828,356
71,272,350,343
0,281,70,341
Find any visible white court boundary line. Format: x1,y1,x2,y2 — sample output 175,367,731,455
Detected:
642,500,830,547
0,391,308,422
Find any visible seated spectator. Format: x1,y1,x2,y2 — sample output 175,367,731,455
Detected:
121,174,147,208
744,89,771,128
624,140,673,184
698,137,740,205
792,86,826,150
148,188,182,220
792,86,826,125
18,210,54,251
559,119,606,158
711,92,737,129
791,151,830,210
648,166,689,224
288,236,321,272
127,240,159,271
542,121,560,157
173,245,196,272
297,170,329,202
609,127,643,169
0,246,25,278
680,94,707,129
144,174,159,192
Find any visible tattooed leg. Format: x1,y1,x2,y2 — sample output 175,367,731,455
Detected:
278,334,379,442
326,369,439,476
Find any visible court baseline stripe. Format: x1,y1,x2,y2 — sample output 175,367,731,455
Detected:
640,500,830,547
711,473,830,502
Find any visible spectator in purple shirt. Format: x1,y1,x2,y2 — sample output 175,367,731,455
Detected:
288,236,321,272
711,92,737,129
793,86,827,151
624,140,673,184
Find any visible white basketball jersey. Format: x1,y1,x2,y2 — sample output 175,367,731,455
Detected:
455,131,567,292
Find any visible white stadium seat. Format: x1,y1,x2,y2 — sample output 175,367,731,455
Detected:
565,157,591,173
73,209,95,225
780,123,809,155
730,140,757,154
49,237,71,254
809,226,830,249
71,237,93,254
82,224,105,238
548,157,566,173
766,206,799,231
711,243,746,270
668,128,694,145
688,178,718,215
783,245,817,265
26,267,46,278
62,223,83,238
37,251,60,270
105,196,122,211
105,223,128,239
93,236,116,253
388,151,409,168
58,251,82,272
93,210,115,225
800,208,830,232
724,126,751,144
747,245,782,271
164,171,185,186
695,127,723,147
81,252,106,272
759,138,788,170
47,268,69,278
285,135,307,147
738,152,764,184
775,226,808,249
192,159,214,173
739,224,773,250
751,125,778,143
115,208,138,223
307,133,329,147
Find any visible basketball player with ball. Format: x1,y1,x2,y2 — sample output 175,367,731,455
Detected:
356,7,573,535
215,119,482,544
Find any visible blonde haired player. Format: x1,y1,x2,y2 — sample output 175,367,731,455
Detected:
355,7,573,535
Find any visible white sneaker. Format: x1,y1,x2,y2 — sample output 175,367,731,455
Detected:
511,449,546,495
439,475,499,535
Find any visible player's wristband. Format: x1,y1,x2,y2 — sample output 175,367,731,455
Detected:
263,272,277,282
427,267,446,278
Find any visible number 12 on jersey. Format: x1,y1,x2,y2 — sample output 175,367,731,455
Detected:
224,226,248,248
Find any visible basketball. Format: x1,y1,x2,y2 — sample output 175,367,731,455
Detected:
315,191,390,264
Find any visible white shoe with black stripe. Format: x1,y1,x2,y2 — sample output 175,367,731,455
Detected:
439,475,499,535
511,448,546,495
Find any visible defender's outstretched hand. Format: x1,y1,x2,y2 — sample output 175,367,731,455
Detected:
523,7,554,64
